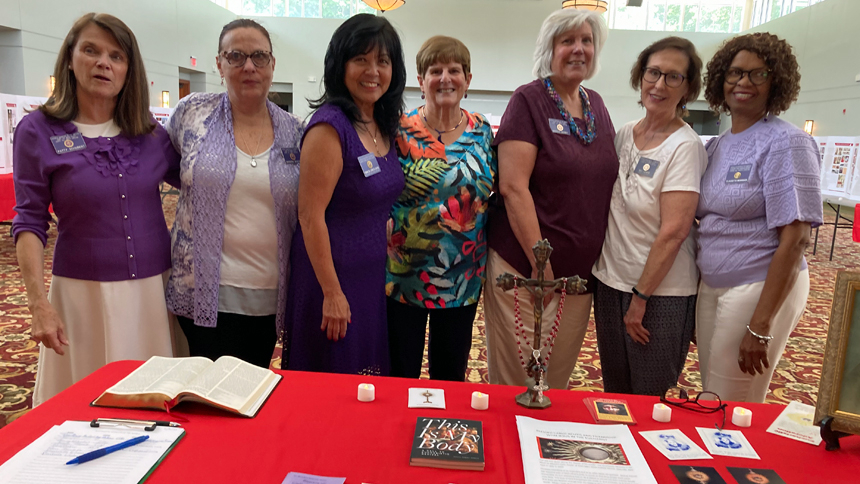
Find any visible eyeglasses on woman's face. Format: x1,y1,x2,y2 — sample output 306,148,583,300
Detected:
221,50,273,68
642,67,686,88
724,67,770,85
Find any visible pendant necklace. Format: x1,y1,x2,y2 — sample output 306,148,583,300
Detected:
421,106,464,143
627,121,658,177
238,114,267,167
359,121,384,156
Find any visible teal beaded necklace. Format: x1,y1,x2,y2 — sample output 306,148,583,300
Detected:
543,78,597,145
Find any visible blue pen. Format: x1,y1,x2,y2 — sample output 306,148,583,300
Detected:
66,435,149,465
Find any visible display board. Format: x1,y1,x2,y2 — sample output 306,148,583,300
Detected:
0,92,173,175
815,136,860,203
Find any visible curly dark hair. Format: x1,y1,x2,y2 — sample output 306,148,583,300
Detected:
703,32,800,116
630,36,703,118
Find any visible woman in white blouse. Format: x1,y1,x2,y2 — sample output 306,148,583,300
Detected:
592,37,707,396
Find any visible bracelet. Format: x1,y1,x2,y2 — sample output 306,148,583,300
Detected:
632,287,650,301
746,325,774,345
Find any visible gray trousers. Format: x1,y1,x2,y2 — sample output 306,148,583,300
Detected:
593,280,696,396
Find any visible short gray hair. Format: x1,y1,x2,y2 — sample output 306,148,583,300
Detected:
533,9,608,80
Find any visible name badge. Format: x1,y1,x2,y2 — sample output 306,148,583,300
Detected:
50,133,86,154
634,157,660,178
357,152,381,177
548,118,570,135
725,164,752,183
282,147,300,164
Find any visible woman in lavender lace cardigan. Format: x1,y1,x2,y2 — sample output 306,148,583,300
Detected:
695,33,822,403
166,19,304,368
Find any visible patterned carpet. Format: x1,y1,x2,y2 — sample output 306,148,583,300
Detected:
0,198,852,426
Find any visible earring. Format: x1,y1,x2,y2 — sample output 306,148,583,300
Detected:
464,92,468,99
220,77,224,86
420,93,425,99
682,104,686,110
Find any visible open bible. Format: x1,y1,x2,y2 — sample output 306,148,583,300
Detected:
92,356,282,417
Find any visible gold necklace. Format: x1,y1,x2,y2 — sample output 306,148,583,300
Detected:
358,121,384,156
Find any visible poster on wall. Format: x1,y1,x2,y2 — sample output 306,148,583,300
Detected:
149,106,174,128
0,95,18,175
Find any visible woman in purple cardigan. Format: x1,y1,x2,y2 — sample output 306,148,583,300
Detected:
13,13,180,406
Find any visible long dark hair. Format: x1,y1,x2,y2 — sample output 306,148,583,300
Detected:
309,14,405,138
40,13,153,136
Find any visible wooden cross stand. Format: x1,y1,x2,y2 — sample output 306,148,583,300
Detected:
496,239,587,408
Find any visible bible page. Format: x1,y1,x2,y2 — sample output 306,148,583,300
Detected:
181,355,277,413
105,356,212,399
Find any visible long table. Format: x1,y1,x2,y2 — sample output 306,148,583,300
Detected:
0,174,15,222
1,361,858,482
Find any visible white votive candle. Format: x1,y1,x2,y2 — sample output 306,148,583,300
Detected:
732,406,752,427
652,403,672,422
357,383,375,402
471,391,489,410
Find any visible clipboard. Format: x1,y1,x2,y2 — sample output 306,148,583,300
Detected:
0,420,185,484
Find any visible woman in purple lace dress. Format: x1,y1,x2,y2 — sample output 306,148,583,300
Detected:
282,14,406,375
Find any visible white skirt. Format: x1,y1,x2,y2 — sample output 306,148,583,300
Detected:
32,271,176,407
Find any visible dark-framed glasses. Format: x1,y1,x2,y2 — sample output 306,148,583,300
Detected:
642,67,686,88
222,50,273,68
661,387,727,430
725,67,770,85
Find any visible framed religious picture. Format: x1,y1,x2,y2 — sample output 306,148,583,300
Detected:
815,271,860,446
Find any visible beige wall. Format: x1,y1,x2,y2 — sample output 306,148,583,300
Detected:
0,0,855,134
746,0,860,136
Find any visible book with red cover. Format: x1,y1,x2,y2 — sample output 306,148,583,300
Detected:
584,397,637,425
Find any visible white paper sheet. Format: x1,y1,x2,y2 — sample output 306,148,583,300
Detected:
516,416,658,484
407,388,446,409
766,401,823,446
0,421,184,484
695,427,759,459
638,429,712,461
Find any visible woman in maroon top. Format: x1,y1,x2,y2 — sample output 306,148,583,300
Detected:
484,9,618,389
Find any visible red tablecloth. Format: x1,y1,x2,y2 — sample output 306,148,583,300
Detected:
1,361,857,482
0,173,15,221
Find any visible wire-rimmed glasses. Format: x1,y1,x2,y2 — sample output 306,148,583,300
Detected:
221,50,273,68
661,387,728,430
642,67,686,88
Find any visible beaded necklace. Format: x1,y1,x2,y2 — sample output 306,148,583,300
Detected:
543,78,597,145
512,275,568,372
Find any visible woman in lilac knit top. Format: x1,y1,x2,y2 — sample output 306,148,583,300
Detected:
695,33,822,403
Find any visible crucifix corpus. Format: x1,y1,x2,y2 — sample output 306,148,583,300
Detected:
496,239,587,409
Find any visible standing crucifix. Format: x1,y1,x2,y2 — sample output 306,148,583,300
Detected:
496,239,587,408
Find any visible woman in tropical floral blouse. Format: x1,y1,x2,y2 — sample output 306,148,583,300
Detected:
386,36,496,381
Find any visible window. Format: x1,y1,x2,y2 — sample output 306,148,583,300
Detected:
605,1,747,33
749,0,827,28
214,0,375,18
